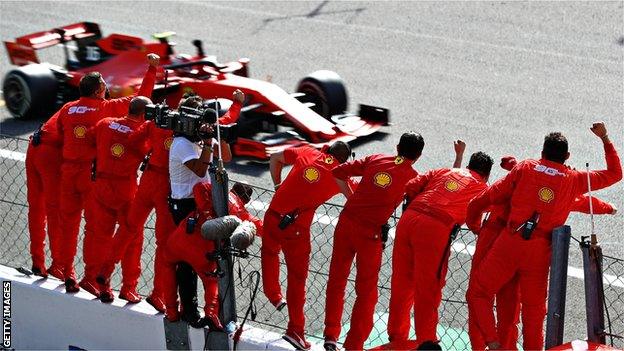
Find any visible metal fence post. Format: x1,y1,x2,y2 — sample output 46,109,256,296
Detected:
545,225,571,349
207,165,237,351
580,236,606,344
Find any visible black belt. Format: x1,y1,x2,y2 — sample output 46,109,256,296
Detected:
169,197,196,205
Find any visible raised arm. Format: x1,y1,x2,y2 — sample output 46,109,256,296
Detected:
576,122,622,193
453,140,466,168
218,90,244,125
103,54,160,117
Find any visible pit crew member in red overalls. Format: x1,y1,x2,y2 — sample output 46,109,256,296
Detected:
96,115,175,310
83,96,154,302
387,150,493,345
323,132,424,351
57,54,159,293
262,142,352,350
466,156,617,351
25,112,63,278
162,181,259,329
465,122,622,350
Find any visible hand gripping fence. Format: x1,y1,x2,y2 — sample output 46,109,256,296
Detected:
0,134,622,349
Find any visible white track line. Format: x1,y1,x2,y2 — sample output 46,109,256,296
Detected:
0,149,25,162
1,147,622,289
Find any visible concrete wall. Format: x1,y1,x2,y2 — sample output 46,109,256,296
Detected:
0,265,314,350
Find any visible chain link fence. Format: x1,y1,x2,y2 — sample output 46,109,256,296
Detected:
601,254,624,348
0,134,622,349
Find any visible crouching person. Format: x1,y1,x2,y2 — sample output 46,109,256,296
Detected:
162,181,258,328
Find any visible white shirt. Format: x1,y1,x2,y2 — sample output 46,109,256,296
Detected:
169,136,215,199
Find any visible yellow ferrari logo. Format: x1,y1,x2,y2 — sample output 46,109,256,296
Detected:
303,167,320,183
73,125,87,138
164,137,173,150
373,172,392,188
445,180,460,192
538,187,555,203
324,156,334,165
394,156,404,165
110,143,125,157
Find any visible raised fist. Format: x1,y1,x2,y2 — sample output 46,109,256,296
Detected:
147,53,160,67
454,140,466,155
590,122,607,138
232,89,245,104
500,155,517,171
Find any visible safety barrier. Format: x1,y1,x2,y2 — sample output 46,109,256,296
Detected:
0,134,622,350
0,264,298,350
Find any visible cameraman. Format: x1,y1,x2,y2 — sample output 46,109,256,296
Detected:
168,89,244,325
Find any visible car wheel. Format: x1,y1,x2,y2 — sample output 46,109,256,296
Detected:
296,70,348,118
2,64,58,120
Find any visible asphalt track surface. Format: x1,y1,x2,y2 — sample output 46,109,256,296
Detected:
0,1,623,349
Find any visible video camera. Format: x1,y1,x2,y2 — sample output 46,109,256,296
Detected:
145,102,237,142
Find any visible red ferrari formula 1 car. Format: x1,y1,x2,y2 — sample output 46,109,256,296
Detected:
2,22,389,159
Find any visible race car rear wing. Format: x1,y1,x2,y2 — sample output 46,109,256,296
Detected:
4,22,102,65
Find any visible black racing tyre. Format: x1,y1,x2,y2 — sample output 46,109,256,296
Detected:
296,70,348,118
2,64,58,120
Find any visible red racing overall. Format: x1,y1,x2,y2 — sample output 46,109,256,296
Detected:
262,146,342,337
83,116,149,296
25,113,63,277
57,66,156,284
324,154,417,350
466,195,615,350
387,168,487,344
103,122,175,302
466,142,621,350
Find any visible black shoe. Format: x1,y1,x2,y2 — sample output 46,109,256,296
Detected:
197,314,224,331
31,265,48,278
324,340,337,351
99,289,115,303
65,278,80,293
181,310,202,328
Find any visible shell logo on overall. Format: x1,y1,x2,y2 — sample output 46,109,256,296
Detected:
538,187,555,203
73,125,87,138
164,137,173,150
304,167,320,182
110,144,125,157
373,172,392,188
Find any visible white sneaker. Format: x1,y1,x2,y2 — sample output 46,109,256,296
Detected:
283,330,311,350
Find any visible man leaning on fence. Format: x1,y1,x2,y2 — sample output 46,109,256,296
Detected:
387,146,493,346
323,132,424,351
261,141,352,350
465,122,622,350
55,53,159,293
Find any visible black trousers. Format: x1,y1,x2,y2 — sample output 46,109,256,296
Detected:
169,197,200,318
